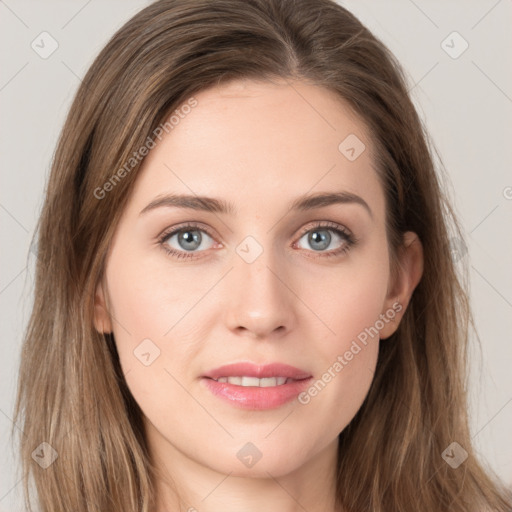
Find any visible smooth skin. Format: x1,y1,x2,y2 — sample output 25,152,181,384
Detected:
94,78,423,512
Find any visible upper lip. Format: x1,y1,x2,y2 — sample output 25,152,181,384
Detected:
202,362,312,380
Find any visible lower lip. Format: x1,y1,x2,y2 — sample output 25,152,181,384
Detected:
201,377,313,410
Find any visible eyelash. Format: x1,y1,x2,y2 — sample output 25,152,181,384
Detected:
157,221,358,260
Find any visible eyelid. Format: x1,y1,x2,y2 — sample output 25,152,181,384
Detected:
157,221,218,242
296,220,353,239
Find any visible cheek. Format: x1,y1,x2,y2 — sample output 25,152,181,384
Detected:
298,276,383,436
104,244,215,400
105,243,203,340
104,252,199,422
298,235,390,350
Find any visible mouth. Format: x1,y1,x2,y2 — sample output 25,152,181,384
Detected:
201,362,313,410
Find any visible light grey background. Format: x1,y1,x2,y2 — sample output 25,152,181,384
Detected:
1,0,511,509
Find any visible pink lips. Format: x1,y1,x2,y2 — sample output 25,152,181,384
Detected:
201,362,313,410
203,362,312,380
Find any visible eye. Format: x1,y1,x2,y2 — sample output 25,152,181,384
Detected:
158,220,357,261
158,223,217,259
294,221,357,257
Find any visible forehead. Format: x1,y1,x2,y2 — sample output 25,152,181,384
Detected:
128,78,384,219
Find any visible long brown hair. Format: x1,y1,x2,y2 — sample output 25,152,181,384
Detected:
13,0,512,510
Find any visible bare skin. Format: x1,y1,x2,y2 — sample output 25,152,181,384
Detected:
94,78,423,512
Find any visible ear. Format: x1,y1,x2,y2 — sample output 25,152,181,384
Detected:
93,280,113,334
379,231,424,340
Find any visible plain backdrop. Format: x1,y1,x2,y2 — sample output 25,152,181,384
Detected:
1,0,511,509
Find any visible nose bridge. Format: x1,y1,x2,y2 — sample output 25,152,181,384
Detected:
223,233,296,336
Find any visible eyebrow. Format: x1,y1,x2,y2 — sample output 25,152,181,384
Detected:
139,191,373,219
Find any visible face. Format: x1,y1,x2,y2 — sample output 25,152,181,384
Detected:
94,78,421,480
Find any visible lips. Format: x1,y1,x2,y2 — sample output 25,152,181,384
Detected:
201,362,313,410
202,362,312,380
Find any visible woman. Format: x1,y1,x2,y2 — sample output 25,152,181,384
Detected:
13,0,512,511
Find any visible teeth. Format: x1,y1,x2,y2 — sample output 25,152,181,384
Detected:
241,376,260,387
214,376,290,387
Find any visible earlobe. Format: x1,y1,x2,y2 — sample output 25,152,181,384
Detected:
379,231,424,340
93,281,113,334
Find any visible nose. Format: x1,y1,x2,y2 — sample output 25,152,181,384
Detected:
223,245,298,339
